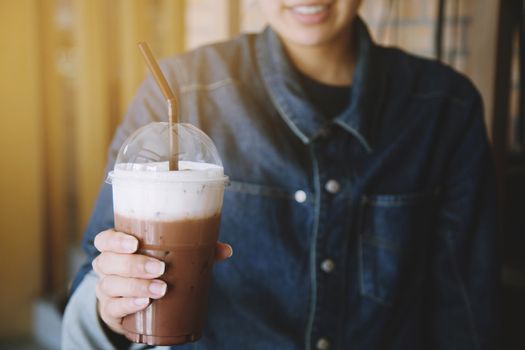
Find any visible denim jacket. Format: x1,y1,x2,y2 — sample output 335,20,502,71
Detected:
69,18,498,350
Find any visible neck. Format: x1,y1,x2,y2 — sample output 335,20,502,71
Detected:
282,27,356,86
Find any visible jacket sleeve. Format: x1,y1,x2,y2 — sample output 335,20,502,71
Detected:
426,90,499,349
62,271,164,350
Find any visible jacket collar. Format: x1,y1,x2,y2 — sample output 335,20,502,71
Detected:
255,17,388,152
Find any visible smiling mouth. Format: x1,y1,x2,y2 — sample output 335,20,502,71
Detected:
286,2,333,24
290,4,330,15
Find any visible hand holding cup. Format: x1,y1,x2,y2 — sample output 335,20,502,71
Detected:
92,229,233,335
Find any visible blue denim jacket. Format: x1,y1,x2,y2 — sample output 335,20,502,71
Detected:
71,18,498,349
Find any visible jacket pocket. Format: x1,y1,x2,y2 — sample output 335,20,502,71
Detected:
358,188,440,305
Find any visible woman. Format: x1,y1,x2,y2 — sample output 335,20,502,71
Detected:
63,1,498,349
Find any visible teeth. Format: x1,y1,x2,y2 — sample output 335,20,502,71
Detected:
292,5,326,15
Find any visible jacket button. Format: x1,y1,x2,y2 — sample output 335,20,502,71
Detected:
324,179,340,194
316,337,330,350
294,190,307,203
320,259,335,273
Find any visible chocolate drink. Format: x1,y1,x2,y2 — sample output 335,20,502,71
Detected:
116,213,221,345
109,156,227,346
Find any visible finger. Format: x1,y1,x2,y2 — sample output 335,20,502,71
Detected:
102,296,150,321
98,306,124,335
95,285,130,336
215,242,233,261
94,229,138,254
92,256,104,277
95,296,123,335
99,276,167,299
96,252,165,278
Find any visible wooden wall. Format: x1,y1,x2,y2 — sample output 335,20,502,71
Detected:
0,0,44,337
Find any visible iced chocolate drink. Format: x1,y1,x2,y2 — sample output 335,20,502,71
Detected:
107,123,228,346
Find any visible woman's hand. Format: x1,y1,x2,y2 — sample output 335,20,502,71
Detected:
92,228,233,334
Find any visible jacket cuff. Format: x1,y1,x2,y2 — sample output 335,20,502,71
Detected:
62,270,124,350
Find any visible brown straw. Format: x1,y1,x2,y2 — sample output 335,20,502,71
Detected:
137,41,178,170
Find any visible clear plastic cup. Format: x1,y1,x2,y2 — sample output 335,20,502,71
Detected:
106,122,228,346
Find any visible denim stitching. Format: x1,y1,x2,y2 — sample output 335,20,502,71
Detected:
179,78,239,93
444,230,481,350
357,197,394,307
411,91,469,107
358,236,393,306
357,198,367,298
227,181,291,198
361,290,393,306
274,93,310,144
362,187,441,206
254,42,310,144
172,57,189,85
361,234,401,253
304,146,321,350
226,180,314,203
357,229,366,299
334,119,372,153
335,189,355,348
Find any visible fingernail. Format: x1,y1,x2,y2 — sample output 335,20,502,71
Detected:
121,237,137,252
226,244,233,258
145,260,165,275
134,297,149,306
149,281,167,296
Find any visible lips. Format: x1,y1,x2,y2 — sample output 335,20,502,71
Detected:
293,4,327,15
287,3,332,25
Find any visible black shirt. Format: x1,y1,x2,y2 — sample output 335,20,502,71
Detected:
299,72,352,119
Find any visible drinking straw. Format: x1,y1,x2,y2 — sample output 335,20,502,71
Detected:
137,41,179,171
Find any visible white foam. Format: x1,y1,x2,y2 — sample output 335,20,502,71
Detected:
109,161,227,220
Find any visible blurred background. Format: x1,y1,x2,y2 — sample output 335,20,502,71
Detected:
0,0,523,349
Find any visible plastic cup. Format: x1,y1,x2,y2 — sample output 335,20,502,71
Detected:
107,122,228,345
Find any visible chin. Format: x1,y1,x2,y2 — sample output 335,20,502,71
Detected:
282,29,339,47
